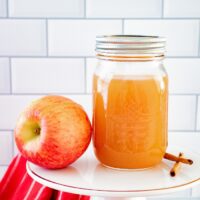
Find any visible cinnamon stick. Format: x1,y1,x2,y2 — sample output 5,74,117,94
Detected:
170,153,183,177
164,152,193,165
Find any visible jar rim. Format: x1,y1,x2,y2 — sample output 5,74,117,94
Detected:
96,35,166,56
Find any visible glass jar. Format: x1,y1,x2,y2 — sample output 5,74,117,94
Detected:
92,35,168,169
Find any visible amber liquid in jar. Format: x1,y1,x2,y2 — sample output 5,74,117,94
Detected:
93,74,168,169
93,35,168,169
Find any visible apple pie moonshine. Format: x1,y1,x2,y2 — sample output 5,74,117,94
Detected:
92,35,168,169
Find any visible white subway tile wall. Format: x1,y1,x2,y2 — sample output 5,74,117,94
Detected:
197,96,200,130
14,141,18,156
0,0,200,197
124,20,199,56
86,0,162,18
0,0,7,17
164,0,200,18
0,131,12,165
9,0,84,18
0,95,42,129
48,20,122,56
86,58,97,93
0,58,10,93
11,58,85,93
0,20,46,56
0,166,8,179
169,95,196,130
165,58,200,94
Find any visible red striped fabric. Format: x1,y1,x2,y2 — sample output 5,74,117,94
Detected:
0,154,90,200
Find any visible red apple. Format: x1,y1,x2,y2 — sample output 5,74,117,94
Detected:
14,95,92,169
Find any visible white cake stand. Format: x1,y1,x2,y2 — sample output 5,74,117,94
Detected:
27,145,200,200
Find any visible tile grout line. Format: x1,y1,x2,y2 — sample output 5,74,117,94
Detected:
0,56,199,59
0,129,14,132
1,17,200,20
11,130,15,159
0,164,9,167
6,0,9,18
84,0,86,18
161,0,164,18
0,56,96,58
169,93,200,96
0,93,199,96
189,188,193,197
166,56,200,59
194,95,199,130
9,57,12,94
0,129,198,133
199,20,200,56
122,19,124,34
45,19,49,56
0,92,92,95
168,129,200,132
84,57,87,93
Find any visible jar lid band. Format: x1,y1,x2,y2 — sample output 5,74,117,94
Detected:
96,35,166,56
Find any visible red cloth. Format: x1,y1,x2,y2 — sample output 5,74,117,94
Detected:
0,154,90,200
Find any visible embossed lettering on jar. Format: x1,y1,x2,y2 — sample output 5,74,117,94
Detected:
93,35,168,169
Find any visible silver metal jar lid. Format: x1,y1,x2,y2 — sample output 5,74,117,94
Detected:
96,35,166,56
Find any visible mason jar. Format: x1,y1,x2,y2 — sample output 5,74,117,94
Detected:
92,35,168,169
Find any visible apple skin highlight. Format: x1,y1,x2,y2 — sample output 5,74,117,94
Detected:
14,95,92,169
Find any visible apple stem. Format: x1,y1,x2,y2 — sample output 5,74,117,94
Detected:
34,127,41,135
